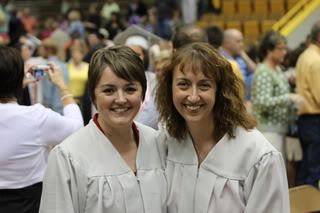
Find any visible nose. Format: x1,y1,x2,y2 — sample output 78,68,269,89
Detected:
115,90,127,104
187,87,200,103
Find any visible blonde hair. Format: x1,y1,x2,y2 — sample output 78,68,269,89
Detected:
68,10,81,21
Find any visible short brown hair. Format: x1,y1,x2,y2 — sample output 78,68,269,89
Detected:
259,30,286,60
88,45,146,106
155,42,256,140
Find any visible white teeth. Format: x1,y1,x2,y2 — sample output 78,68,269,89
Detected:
113,108,129,112
186,105,201,110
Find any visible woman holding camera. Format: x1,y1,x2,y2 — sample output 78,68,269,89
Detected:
155,42,290,212
40,46,167,213
0,46,83,213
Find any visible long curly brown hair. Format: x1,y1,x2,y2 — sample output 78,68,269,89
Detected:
155,42,256,140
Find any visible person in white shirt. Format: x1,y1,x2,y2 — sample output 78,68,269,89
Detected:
155,42,290,213
40,46,167,213
0,46,83,213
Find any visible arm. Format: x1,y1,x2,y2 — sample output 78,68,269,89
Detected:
39,147,76,213
244,152,290,213
156,126,168,169
240,50,257,73
308,62,320,106
47,62,75,106
252,69,291,110
39,63,83,146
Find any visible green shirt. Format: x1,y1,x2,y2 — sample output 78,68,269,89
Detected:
252,63,291,134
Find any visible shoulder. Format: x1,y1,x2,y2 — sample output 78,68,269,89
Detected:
135,122,157,141
0,103,45,118
57,122,94,153
255,63,270,73
298,45,319,64
229,60,243,79
204,127,278,180
254,64,273,79
233,127,276,156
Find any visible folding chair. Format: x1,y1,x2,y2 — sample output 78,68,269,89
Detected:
289,185,320,213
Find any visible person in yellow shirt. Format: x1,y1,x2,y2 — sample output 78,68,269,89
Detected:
295,21,320,187
67,46,89,105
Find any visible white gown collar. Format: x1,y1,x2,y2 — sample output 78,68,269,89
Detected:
167,127,275,180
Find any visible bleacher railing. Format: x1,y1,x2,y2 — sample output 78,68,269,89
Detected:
273,0,320,36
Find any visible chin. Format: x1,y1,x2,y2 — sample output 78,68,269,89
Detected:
184,116,204,124
114,117,135,125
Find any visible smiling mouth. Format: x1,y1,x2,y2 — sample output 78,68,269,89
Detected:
111,107,131,112
184,104,203,112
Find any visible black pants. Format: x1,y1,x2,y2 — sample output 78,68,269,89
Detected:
297,114,320,187
0,182,42,213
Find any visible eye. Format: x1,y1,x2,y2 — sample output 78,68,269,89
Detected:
177,81,189,89
103,88,114,95
200,83,211,89
125,87,137,94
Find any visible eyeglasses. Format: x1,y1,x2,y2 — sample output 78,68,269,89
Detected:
275,46,287,51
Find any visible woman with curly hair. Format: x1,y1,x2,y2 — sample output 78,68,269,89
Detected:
155,42,290,212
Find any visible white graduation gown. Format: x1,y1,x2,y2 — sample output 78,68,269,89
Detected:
157,127,290,213
40,120,167,213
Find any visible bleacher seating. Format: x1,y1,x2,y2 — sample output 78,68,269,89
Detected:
238,0,252,20
270,0,286,18
287,0,300,10
222,0,237,19
243,20,260,41
197,0,301,44
253,0,269,19
226,20,242,31
261,20,276,33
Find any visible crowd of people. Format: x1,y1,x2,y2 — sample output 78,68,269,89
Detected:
1,0,320,212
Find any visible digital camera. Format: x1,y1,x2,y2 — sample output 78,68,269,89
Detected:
32,65,50,79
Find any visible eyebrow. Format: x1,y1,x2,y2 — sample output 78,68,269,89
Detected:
175,78,212,82
99,82,137,88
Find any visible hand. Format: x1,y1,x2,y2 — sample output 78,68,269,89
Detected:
290,94,305,105
239,49,247,58
286,137,303,161
23,64,38,88
47,62,67,89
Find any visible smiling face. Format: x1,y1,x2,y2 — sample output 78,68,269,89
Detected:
94,66,143,129
172,64,217,126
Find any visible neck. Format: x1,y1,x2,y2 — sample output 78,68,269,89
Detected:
264,58,277,70
312,41,320,48
98,117,135,146
221,47,234,59
187,120,216,146
74,60,82,66
0,97,18,104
